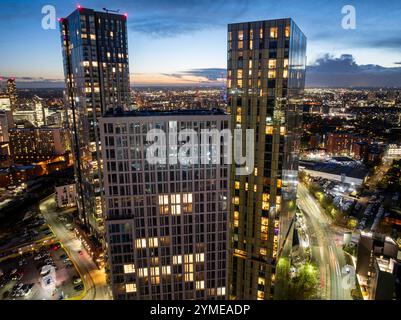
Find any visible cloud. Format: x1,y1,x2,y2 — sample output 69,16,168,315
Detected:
0,75,64,88
114,0,252,37
306,54,401,87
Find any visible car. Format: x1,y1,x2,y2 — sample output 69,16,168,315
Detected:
18,259,27,267
0,275,10,288
52,244,61,251
74,284,84,291
73,276,82,285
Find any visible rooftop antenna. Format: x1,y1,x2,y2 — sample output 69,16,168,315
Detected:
103,7,120,14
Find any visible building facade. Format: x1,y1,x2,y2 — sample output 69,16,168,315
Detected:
6,78,17,112
227,19,306,299
55,183,77,208
8,127,69,164
100,109,230,300
60,6,131,241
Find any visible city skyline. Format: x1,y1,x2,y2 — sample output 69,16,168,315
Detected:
1,0,401,88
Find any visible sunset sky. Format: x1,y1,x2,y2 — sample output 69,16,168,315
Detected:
1,0,401,87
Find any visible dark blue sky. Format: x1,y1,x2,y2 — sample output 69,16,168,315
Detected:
1,0,401,87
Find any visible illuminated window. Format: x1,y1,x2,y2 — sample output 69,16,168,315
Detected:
161,266,171,275
238,30,244,41
268,59,276,69
257,290,265,300
270,27,278,38
268,70,276,79
137,268,148,277
284,59,289,69
233,197,240,205
283,69,288,79
173,255,182,265
280,126,286,135
285,26,290,38
217,287,226,296
236,115,242,123
266,126,273,135
90,34,96,40
184,273,194,282
136,238,147,249
184,254,193,263
259,27,263,39
238,41,243,50
125,283,136,293
124,264,135,274
149,237,158,248
196,281,205,290
237,69,243,78
235,181,240,189
249,59,253,69
195,253,205,262
183,193,192,203
258,277,265,286
238,79,243,88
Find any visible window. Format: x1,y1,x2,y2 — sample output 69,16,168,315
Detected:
124,264,135,274
270,27,278,38
268,70,276,79
125,283,136,293
268,59,276,69
285,26,290,38
238,30,244,41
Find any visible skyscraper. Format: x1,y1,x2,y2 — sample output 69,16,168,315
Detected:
6,78,17,112
227,19,306,300
60,6,131,245
100,109,230,300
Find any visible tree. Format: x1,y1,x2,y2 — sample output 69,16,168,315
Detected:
287,263,319,300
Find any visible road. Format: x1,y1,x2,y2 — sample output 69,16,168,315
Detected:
297,183,352,300
39,195,111,300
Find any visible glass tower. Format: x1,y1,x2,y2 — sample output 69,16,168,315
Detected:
227,18,306,300
60,6,130,244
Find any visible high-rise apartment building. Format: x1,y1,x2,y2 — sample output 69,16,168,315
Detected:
9,127,69,164
100,109,230,300
60,6,130,241
6,78,17,112
227,19,306,300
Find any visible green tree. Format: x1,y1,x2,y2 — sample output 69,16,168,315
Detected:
287,263,319,300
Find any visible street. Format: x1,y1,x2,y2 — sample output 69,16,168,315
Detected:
39,195,111,300
297,183,352,300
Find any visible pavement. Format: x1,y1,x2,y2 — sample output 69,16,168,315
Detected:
39,195,112,300
297,183,352,300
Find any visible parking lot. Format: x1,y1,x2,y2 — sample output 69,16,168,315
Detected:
0,243,84,300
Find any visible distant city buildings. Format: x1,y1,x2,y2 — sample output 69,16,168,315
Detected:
227,19,306,299
9,127,69,164
100,109,230,300
60,6,131,242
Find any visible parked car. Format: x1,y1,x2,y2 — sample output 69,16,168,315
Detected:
74,284,84,291
73,276,82,285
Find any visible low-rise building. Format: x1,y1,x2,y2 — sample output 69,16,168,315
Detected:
55,183,76,208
